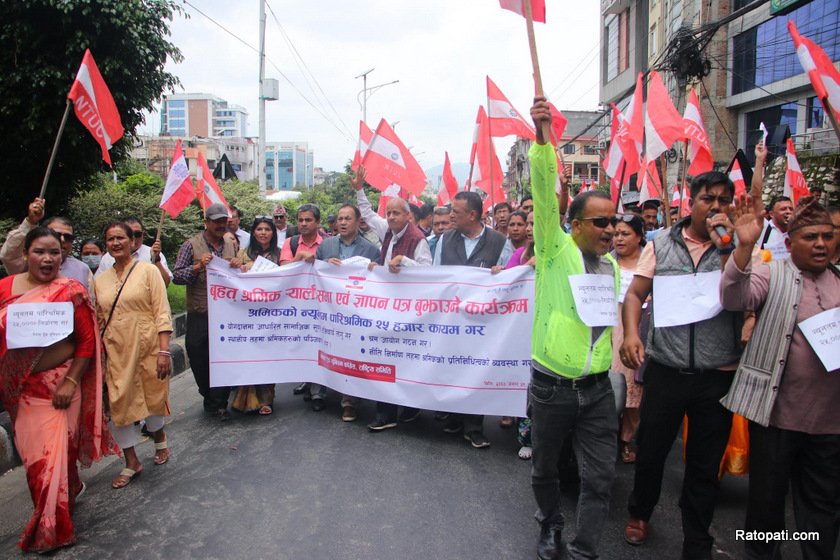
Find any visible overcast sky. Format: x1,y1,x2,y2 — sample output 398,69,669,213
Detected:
140,0,601,173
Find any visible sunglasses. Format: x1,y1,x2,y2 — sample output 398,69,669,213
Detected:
273,214,287,219
131,230,144,239
50,230,75,243
580,216,618,228
255,215,273,220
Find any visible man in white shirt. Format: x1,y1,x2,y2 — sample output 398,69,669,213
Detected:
273,205,297,247
228,206,250,250
96,217,171,285
759,195,793,260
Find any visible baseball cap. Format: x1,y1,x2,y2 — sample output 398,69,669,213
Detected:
205,203,229,220
273,205,287,217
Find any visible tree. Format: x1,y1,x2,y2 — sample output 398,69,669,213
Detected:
0,0,183,218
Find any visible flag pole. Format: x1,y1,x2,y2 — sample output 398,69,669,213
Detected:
615,160,627,212
39,100,73,199
155,209,166,242
822,97,840,144
523,1,551,142
487,93,496,213
679,140,690,217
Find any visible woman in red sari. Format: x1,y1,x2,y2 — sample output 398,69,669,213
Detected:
0,227,118,553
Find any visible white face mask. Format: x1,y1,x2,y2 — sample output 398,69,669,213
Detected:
81,254,101,271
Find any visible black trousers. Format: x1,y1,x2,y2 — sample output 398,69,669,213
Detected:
745,422,840,560
185,311,230,411
627,359,734,560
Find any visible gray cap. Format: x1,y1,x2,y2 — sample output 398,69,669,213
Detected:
205,203,229,220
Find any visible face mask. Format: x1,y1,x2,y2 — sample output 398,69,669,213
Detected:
81,255,101,271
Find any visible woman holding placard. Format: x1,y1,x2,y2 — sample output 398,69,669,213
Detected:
610,213,646,463
0,227,117,553
231,216,280,415
95,222,173,489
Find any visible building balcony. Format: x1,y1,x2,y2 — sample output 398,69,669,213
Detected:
601,0,631,15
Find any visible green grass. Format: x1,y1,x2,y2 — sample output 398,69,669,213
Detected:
167,282,186,314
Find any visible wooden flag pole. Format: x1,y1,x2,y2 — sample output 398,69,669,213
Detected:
679,141,690,218
39,100,73,199
486,94,496,212
615,160,627,212
822,97,840,144
523,1,551,142
155,209,166,242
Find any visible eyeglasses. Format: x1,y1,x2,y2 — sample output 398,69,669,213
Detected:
50,230,75,243
580,216,618,228
273,214,287,219
131,230,144,239
255,215,273,220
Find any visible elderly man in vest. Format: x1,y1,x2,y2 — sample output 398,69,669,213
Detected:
721,196,839,560
527,99,619,560
350,167,434,430
173,203,239,421
432,190,512,448
1,197,93,291
620,171,741,559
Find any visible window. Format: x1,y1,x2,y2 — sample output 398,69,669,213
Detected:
606,10,630,82
807,96,826,128
732,0,840,95
167,100,185,109
745,102,797,164
583,145,599,155
563,144,576,155
649,23,657,57
606,15,619,81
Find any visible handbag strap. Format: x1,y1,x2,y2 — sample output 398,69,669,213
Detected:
101,260,139,335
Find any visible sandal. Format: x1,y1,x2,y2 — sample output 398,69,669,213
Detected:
258,405,273,416
153,440,170,466
112,467,142,489
621,442,636,464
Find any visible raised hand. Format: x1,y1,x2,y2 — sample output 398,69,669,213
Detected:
732,193,763,247
27,197,46,225
530,97,552,145
351,166,366,191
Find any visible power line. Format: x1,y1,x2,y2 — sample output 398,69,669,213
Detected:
182,0,354,143
264,0,354,139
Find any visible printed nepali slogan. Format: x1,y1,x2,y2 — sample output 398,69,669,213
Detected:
206,258,535,416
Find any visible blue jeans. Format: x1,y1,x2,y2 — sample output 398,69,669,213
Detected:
529,369,617,560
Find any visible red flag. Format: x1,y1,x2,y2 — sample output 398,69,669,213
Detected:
66,49,124,165
683,88,714,176
159,140,195,218
376,184,401,218
603,106,625,179
196,152,231,214
547,101,568,145
438,152,459,206
639,159,662,204
469,106,505,204
645,71,685,161
352,120,374,172
789,21,840,123
680,181,691,218
362,119,428,197
486,76,536,140
728,157,747,198
623,73,645,162
498,0,545,22
784,138,810,205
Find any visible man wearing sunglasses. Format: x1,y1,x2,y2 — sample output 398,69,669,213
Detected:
528,99,620,560
0,197,93,292
272,205,297,248
95,217,171,286
620,171,741,559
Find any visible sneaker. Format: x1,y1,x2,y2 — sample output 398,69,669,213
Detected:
311,399,325,412
215,409,231,422
433,411,450,422
518,446,533,460
398,408,421,423
293,382,309,395
341,406,357,422
464,430,490,448
442,419,463,434
367,419,397,431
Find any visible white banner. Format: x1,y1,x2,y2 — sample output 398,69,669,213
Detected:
206,258,535,416
6,302,74,349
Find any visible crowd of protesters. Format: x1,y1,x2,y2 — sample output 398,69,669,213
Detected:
0,99,837,558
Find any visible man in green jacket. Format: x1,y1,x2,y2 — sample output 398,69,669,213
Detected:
528,98,620,560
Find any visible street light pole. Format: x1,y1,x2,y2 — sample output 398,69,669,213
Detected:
258,0,267,195
355,68,374,125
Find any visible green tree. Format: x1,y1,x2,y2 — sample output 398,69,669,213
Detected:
0,0,182,217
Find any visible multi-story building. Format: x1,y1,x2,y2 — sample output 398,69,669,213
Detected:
159,93,248,138
131,136,257,182
265,142,315,190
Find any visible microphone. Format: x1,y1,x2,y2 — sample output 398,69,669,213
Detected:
708,210,732,244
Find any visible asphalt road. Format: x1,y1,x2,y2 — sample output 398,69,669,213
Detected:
0,369,808,560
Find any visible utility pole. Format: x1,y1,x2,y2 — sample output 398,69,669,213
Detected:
258,0,267,195
355,68,374,124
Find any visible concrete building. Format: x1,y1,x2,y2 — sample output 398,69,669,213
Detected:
160,93,249,138
265,142,315,190
131,136,257,182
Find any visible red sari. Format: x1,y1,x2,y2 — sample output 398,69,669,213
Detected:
0,276,118,553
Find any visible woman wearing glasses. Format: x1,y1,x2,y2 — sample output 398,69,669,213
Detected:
610,213,647,463
231,216,281,415
95,222,173,489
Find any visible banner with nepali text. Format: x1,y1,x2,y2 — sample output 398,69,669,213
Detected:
206,258,534,416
